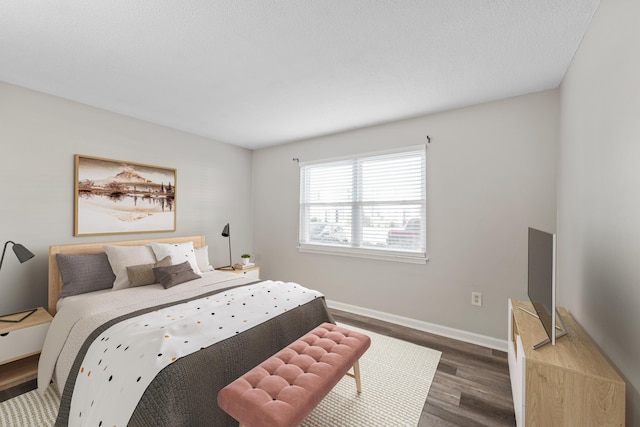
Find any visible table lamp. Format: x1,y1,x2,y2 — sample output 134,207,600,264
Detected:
0,240,37,323
220,223,235,270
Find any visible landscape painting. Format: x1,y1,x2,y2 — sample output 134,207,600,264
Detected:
74,155,176,236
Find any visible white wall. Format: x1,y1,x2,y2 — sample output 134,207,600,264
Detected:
558,0,640,424
253,90,558,341
0,82,253,315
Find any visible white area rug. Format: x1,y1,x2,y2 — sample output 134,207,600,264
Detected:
0,385,59,426
303,324,441,426
0,324,441,427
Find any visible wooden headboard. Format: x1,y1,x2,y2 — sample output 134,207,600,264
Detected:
48,235,206,316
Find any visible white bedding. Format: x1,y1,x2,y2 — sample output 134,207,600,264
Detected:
56,289,112,313
68,281,322,427
38,270,252,395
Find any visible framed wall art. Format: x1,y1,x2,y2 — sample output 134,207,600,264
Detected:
74,155,177,236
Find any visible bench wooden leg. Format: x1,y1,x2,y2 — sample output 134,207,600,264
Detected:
354,359,362,393
344,359,363,393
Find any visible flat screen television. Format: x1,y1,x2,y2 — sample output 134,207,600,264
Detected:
526,227,568,349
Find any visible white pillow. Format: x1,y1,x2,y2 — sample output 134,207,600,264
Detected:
103,245,157,291
149,242,202,274
195,246,214,272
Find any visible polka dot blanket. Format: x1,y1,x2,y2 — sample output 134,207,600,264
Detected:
68,280,323,427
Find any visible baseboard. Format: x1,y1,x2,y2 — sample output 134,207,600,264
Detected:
326,299,508,351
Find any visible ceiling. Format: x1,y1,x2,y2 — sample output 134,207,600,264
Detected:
0,1,600,150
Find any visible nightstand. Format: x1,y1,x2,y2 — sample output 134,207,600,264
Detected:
218,266,260,281
0,307,52,391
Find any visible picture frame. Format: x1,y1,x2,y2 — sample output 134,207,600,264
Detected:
74,155,177,236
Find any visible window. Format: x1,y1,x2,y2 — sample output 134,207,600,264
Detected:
299,146,427,263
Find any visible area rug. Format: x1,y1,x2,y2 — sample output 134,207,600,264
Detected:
302,324,441,426
0,324,441,427
0,385,60,426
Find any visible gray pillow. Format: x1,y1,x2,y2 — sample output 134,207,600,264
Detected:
153,261,201,289
126,256,173,287
56,253,116,297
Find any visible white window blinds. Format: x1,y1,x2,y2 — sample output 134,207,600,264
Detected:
299,146,427,263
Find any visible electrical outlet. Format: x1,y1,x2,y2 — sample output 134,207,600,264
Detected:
471,292,482,307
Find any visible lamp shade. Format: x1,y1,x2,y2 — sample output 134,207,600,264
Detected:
12,243,35,263
0,240,35,272
221,223,230,237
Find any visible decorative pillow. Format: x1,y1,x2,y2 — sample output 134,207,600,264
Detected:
56,253,116,298
103,245,157,290
126,256,172,287
149,242,202,274
195,245,213,272
153,261,201,289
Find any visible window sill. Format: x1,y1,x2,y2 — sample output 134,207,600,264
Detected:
297,244,428,264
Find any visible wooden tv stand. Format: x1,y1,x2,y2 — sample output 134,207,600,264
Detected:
508,299,625,426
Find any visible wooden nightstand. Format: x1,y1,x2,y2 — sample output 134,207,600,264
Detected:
0,307,52,391
217,266,260,281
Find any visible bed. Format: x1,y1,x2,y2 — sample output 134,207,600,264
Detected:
38,235,334,427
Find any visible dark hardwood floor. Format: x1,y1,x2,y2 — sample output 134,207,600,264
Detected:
331,309,516,427
2,309,516,427
0,378,37,403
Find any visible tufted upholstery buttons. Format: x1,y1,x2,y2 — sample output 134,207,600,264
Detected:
217,323,371,427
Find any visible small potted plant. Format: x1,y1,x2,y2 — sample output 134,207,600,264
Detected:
240,253,251,265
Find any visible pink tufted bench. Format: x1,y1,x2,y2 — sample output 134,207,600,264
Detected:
217,323,371,427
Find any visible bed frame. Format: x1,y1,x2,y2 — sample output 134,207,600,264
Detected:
48,235,206,316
